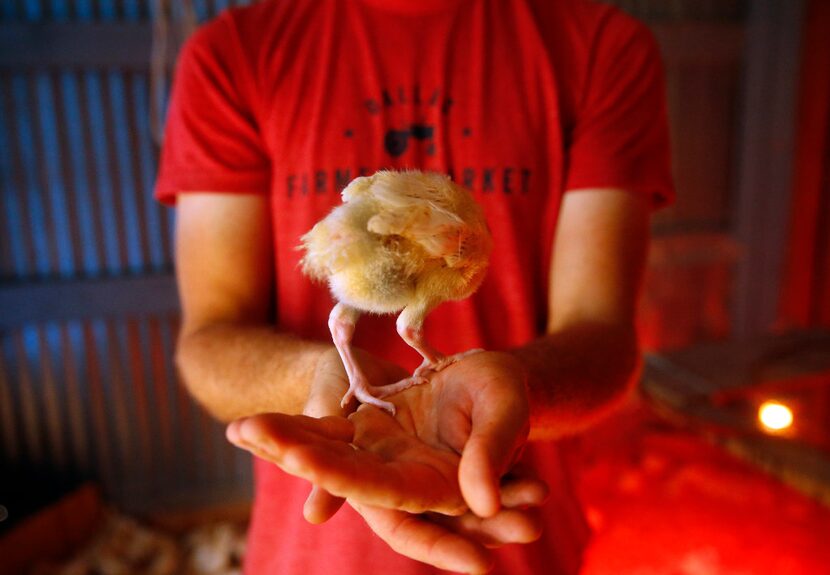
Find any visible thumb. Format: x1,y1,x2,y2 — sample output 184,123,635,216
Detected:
458,390,529,518
303,387,345,418
303,370,350,418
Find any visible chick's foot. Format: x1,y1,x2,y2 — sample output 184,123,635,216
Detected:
341,375,430,416
412,348,484,378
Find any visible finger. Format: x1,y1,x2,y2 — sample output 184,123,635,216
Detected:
499,476,549,509
227,413,359,480
304,388,346,418
303,485,346,524
459,395,529,518
305,380,350,418
226,413,354,449
429,507,544,547
353,503,493,574
499,464,550,508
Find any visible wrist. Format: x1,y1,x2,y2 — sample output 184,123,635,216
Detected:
511,325,641,439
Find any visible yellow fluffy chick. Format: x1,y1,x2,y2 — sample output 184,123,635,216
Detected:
300,170,492,413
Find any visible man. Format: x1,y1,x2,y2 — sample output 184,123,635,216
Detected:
156,0,673,573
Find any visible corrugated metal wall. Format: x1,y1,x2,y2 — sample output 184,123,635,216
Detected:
0,0,256,512
1,0,758,514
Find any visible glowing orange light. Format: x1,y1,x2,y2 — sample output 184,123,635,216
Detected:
758,401,793,431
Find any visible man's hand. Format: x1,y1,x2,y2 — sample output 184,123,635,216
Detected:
399,350,532,518
227,349,533,515
225,408,468,515
226,348,542,572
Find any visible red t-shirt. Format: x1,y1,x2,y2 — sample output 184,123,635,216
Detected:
156,0,673,573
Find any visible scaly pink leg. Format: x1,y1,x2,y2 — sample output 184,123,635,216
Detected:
328,303,425,415
395,306,483,379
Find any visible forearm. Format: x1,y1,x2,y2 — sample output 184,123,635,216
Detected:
176,322,331,422
509,321,641,440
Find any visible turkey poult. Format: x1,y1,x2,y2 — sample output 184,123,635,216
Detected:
299,170,493,414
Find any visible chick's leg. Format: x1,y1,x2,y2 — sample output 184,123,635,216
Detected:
396,304,483,378
328,303,408,414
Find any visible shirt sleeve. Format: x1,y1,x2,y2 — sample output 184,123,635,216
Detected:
154,15,270,205
564,12,674,208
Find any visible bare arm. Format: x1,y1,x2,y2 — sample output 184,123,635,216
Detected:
174,193,330,422
512,188,650,439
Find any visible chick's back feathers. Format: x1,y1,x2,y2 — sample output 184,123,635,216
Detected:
299,170,492,312
353,171,488,264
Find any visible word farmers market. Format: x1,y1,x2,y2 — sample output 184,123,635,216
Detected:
285,166,533,198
